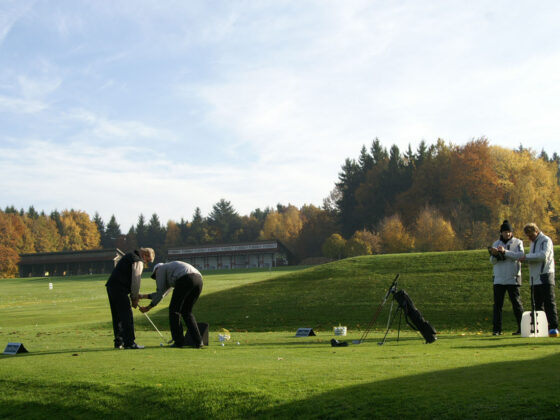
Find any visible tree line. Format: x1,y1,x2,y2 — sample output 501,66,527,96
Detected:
1,138,559,277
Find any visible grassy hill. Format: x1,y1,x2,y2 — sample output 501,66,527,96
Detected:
193,249,543,334
1,249,559,419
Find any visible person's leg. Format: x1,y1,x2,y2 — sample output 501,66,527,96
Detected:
180,274,203,347
107,287,125,347
506,285,524,333
493,284,506,334
114,293,136,347
169,278,190,346
542,281,558,330
533,285,545,311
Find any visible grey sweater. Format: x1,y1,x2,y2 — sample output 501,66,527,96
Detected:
148,261,202,307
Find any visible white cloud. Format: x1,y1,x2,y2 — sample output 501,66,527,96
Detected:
0,94,47,113
0,0,35,44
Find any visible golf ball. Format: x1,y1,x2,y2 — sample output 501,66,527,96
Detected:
221,343,225,346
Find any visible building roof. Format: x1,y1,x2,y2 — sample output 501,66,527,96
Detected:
19,248,125,264
168,240,290,257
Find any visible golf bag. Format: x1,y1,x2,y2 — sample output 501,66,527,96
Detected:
393,290,437,343
184,322,209,346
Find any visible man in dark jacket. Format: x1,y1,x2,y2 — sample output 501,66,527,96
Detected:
106,248,155,349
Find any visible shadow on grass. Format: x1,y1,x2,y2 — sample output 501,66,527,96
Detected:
1,354,558,419
252,353,560,419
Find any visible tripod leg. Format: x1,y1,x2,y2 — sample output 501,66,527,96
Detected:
397,307,403,343
379,298,396,345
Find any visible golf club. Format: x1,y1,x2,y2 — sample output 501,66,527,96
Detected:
138,308,167,346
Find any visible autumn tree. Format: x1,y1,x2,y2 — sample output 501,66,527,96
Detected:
59,210,100,250
259,205,302,250
378,214,414,254
0,245,19,277
491,146,560,241
345,237,371,257
352,229,382,254
413,206,457,252
28,215,61,252
165,221,182,248
322,233,347,260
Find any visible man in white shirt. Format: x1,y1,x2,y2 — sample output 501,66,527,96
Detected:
519,223,558,337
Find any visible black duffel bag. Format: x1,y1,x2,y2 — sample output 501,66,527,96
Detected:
393,290,437,344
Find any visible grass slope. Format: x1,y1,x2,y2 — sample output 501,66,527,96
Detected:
1,250,559,419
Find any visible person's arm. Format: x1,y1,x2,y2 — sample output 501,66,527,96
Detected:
130,261,144,307
504,240,524,260
524,237,551,262
141,271,169,311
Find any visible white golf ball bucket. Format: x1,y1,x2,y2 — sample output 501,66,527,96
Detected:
333,326,347,336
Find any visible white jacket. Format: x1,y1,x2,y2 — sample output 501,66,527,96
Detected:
490,237,524,285
524,232,555,286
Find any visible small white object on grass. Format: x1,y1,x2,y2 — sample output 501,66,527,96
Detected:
221,343,225,346
237,341,240,345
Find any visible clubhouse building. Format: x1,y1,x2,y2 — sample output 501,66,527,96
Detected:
18,248,125,277
167,240,293,270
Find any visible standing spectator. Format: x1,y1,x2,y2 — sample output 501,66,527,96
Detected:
106,248,155,349
139,261,204,348
489,220,524,335
520,223,558,337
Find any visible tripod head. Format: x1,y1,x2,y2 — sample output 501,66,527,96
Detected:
384,274,399,299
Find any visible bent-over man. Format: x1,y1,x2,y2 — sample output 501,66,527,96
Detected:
139,261,204,348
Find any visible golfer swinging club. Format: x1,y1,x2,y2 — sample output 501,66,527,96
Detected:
139,261,204,348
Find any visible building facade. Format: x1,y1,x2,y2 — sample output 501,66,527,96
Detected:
167,240,292,270
19,249,125,277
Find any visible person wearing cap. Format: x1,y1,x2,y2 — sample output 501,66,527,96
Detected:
488,220,524,335
105,247,155,349
138,261,204,348
519,223,559,337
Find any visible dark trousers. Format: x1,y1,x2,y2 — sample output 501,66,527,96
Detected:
532,281,558,330
493,284,523,333
107,286,135,346
169,274,203,347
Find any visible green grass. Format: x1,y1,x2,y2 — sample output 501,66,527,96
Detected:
1,251,559,419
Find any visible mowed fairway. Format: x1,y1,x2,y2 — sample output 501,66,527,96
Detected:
1,251,559,419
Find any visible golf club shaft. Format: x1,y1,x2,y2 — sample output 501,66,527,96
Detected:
140,310,165,340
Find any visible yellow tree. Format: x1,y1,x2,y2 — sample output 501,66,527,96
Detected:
345,237,371,257
491,146,560,241
413,206,458,251
0,245,20,277
322,233,347,260
259,205,303,249
28,215,62,252
165,221,182,248
60,210,101,250
378,214,414,253
0,211,34,253
352,229,382,254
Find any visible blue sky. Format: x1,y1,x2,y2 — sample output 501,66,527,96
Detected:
1,1,560,230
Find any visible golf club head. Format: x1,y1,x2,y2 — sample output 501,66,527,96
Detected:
377,342,384,346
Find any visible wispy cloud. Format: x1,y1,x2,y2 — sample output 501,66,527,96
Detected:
0,0,35,45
